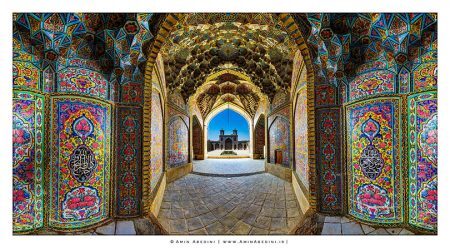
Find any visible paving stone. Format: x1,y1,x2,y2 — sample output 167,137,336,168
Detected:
368,228,389,235
360,224,376,234
386,228,403,235
242,212,258,225
321,223,341,235
161,202,171,209
231,221,252,235
272,208,286,218
341,222,363,235
286,200,298,209
205,222,228,234
230,208,246,219
171,201,182,209
211,206,228,219
263,200,275,208
95,221,115,235
287,207,299,218
254,216,271,230
260,207,273,217
270,217,287,231
399,229,415,235
197,203,209,211
274,201,286,209
184,208,200,219
324,216,342,223
286,194,296,201
340,216,351,223
159,209,171,219
189,228,208,235
187,217,204,231
248,204,262,214
220,215,240,229
253,199,265,206
171,208,185,219
170,219,188,234
223,203,235,212
116,221,136,235
249,227,269,235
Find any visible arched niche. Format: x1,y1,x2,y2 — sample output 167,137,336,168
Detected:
253,114,265,159
192,115,204,160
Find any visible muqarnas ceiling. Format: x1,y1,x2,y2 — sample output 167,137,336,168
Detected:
161,15,298,101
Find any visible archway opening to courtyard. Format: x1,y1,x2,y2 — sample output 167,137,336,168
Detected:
190,103,266,177
205,107,251,157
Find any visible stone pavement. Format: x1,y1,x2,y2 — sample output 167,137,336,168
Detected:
192,158,265,176
157,173,302,235
319,216,415,235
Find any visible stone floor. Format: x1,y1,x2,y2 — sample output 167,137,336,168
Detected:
319,216,415,235
192,158,264,175
157,173,302,235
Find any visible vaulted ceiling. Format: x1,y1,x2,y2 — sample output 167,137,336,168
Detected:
160,13,299,102
301,13,437,84
13,13,157,84
189,71,268,119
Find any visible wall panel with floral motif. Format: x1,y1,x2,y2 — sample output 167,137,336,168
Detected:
346,97,403,224
115,105,142,217
407,91,437,231
316,108,342,214
413,63,437,93
13,91,45,232
57,67,108,100
49,96,111,229
315,84,336,107
349,70,395,101
13,61,40,90
121,82,143,104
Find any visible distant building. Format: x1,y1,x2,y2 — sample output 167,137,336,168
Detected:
207,129,249,151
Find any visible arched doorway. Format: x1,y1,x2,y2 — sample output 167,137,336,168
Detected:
253,114,265,159
204,103,253,158
192,115,204,160
224,138,233,150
